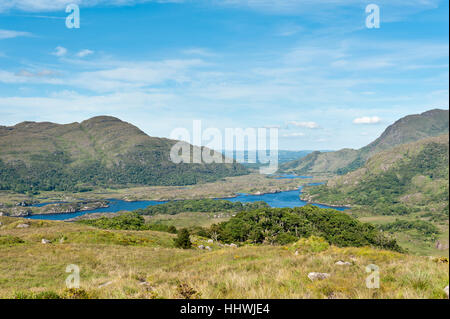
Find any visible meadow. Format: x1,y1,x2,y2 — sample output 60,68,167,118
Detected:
0,216,448,299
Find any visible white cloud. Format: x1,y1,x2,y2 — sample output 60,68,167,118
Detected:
53,46,67,57
182,48,215,57
0,1,184,12
353,116,381,124
76,49,94,58
287,121,320,129
0,29,31,39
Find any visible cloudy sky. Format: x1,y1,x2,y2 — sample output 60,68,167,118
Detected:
0,0,448,150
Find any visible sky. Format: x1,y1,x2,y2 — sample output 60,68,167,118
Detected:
0,0,448,151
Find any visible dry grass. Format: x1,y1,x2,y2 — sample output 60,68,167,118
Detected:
0,216,448,299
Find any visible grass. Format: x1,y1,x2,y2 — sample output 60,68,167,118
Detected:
144,212,231,228
0,216,448,299
358,213,449,257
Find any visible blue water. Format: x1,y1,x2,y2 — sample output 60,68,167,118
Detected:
26,184,346,220
27,199,168,220
269,174,313,179
219,186,347,211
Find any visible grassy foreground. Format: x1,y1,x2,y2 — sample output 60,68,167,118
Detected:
0,216,448,299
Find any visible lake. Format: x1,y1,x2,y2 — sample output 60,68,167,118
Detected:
26,184,347,220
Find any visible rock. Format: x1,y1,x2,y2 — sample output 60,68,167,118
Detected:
198,245,205,250
230,243,238,248
294,250,299,256
16,223,30,228
98,281,113,288
205,246,212,251
444,285,449,298
335,261,352,266
41,239,51,244
308,272,330,281
139,281,151,286
10,208,31,217
207,239,214,243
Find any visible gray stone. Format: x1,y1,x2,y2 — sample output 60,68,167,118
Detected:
335,260,352,266
205,246,212,251
207,239,214,243
230,243,238,248
41,238,51,244
198,245,205,250
98,281,113,288
308,272,330,281
16,223,30,228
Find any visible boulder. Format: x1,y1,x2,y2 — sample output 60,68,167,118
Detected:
10,208,31,217
230,243,238,248
335,261,352,266
16,223,30,228
41,239,51,244
98,281,113,288
205,246,212,251
308,272,330,281
207,239,214,243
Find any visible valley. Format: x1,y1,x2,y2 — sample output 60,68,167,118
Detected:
0,110,448,299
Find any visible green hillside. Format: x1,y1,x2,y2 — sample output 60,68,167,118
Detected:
302,134,449,255
0,116,248,193
279,109,449,175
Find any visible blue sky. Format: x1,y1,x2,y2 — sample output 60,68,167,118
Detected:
0,0,448,150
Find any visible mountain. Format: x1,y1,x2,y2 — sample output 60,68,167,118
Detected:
303,134,449,219
279,109,449,175
0,116,248,193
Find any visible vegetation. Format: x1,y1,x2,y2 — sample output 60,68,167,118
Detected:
136,199,269,216
0,116,248,193
305,136,449,219
0,216,448,299
379,220,440,238
209,205,402,251
78,212,178,234
174,228,192,249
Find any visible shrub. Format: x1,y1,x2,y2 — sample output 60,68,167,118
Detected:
174,229,192,249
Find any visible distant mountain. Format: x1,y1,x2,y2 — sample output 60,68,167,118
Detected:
303,134,449,219
279,109,449,175
0,116,248,193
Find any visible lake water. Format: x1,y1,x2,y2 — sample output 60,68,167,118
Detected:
26,184,346,220
27,199,168,220
268,174,313,179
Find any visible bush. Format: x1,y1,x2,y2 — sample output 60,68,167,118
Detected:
211,205,402,251
61,288,91,299
174,229,192,249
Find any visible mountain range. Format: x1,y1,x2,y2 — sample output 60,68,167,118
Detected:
279,109,449,175
0,116,248,193
303,134,449,219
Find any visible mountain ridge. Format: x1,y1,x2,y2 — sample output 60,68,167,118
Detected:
279,108,449,175
0,116,248,192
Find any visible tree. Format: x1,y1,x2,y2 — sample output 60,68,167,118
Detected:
174,228,192,249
